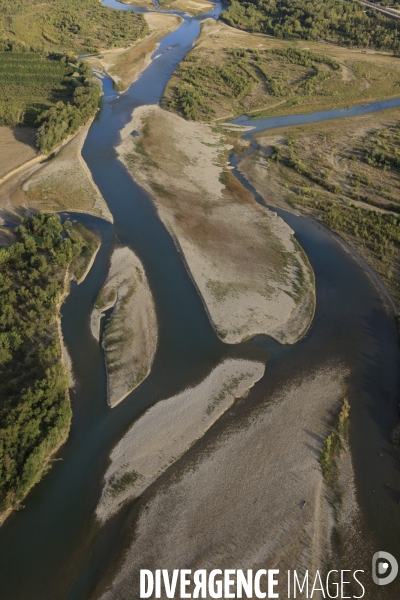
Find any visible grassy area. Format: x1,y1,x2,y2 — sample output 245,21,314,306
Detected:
221,0,400,51
163,21,400,121
0,53,102,153
0,213,95,523
239,108,400,309
0,0,147,54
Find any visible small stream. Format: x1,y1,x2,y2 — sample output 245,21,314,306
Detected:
0,1,399,598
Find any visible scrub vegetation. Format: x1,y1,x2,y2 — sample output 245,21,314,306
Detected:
0,213,95,523
163,21,400,121
239,109,400,308
0,0,147,54
319,397,350,482
221,0,400,51
0,52,101,153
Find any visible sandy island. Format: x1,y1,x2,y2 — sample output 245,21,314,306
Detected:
91,247,158,408
117,105,315,344
97,358,265,521
120,0,213,16
88,13,183,93
99,366,346,600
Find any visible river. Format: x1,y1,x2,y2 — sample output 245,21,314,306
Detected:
0,1,399,598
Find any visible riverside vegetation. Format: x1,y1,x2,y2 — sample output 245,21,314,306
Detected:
221,0,400,51
0,213,98,523
163,20,400,121
238,109,400,311
0,52,102,153
0,0,147,54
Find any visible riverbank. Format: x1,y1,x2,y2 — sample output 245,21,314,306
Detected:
99,366,346,599
91,246,158,408
87,13,183,92
237,107,400,311
22,123,113,223
163,19,400,122
97,358,265,521
117,104,315,344
119,0,214,16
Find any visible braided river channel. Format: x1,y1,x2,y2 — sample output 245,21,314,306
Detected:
0,0,400,598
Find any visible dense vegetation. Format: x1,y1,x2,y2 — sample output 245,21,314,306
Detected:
221,0,400,51
0,0,147,54
0,213,93,521
164,47,340,120
0,51,102,152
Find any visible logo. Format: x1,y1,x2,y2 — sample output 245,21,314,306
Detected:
372,551,398,586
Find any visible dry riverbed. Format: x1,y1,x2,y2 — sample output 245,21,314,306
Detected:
97,358,264,520
99,366,346,600
87,13,183,92
91,247,158,408
117,105,315,344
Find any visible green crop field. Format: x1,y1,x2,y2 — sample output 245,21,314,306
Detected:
0,52,75,126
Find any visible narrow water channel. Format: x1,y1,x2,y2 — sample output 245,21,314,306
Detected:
0,1,399,598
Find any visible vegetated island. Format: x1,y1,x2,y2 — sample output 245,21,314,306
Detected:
91,247,158,408
97,358,265,521
163,18,400,121
0,213,100,525
238,108,400,316
118,104,315,344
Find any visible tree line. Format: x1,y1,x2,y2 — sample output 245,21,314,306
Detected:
221,0,400,51
0,213,88,521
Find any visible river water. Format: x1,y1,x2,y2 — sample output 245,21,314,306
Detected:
0,1,399,598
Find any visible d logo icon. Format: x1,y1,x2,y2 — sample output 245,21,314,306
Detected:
372,552,398,586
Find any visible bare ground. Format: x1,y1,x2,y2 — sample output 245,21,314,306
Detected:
22,123,113,222
97,358,265,521
87,13,183,92
99,367,346,600
0,127,37,180
117,105,315,344
92,247,158,408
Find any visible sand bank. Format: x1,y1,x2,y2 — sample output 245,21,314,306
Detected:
117,105,315,344
99,367,346,600
87,13,183,93
97,358,265,521
92,247,157,408
22,123,113,222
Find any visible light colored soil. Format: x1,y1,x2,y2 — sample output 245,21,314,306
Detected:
0,127,37,180
120,0,213,15
0,227,16,247
87,13,183,92
117,105,315,344
22,124,113,222
100,367,346,600
92,247,158,408
97,358,265,521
